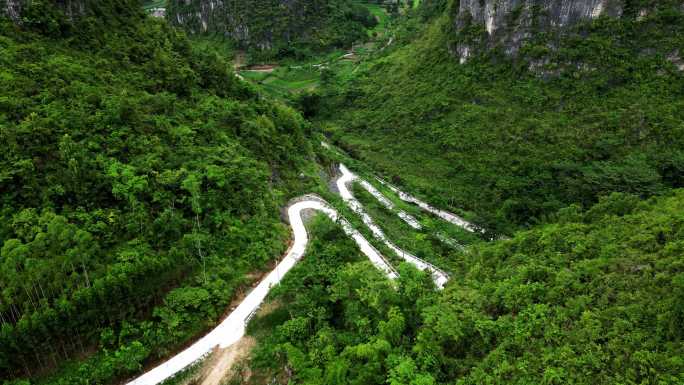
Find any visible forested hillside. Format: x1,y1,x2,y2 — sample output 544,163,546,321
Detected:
319,0,684,235
0,1,312,383
2,0,684,384
245,190,684,384
167,0,378,59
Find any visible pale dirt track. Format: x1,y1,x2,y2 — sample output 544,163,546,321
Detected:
200,336,255,385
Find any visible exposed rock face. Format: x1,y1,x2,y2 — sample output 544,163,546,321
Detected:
168,0,327,51
453,0,624,61
1,0,88,22
1,0,23,21
669,50,684,71
167,0,372,53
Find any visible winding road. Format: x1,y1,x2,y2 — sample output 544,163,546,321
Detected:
358,179,422,229
127,196,396,385
376,177,480,233
127,162,471,385
337,164,449,289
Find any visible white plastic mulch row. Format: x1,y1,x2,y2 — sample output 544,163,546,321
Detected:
126,198,396,385
337,164,450,289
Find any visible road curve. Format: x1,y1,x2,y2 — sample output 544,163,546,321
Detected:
127,160,470,384
337,164,450,289
126,196,396,385
358,179,422,229
375,178,480,233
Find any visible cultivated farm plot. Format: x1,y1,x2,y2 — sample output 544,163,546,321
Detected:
240,68,320,98
239,58,356,98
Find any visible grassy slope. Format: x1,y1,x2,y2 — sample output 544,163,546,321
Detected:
142,0,166,11
351,181,476,272
362,2,390,38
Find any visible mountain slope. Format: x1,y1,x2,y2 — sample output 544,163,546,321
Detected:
244,190,684,384
167,0,378,59
0,2,313,383
320,0,684,235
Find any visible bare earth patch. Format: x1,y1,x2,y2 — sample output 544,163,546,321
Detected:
199,336,256,385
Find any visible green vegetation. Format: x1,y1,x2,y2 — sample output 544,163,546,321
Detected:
361,2,390,38
167,0,378,61
240,61,363,100
2,1,684,384
319,1,684,236
244,213,426,384
240,66,325,99
0,2,316,383
222,2,394,100
350,181,477,270
231,3,684,383
243,190,684,385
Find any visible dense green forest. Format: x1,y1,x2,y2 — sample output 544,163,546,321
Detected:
318,0,684,236
230,1,684,383
245,190,684,385
0,1,314,383
2,0,684,384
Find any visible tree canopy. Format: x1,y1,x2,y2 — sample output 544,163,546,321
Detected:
0,2,312,383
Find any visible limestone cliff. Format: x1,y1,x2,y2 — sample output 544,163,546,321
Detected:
450,0,682,62
167,0,372,54
1,0,88,22
1,0,21,20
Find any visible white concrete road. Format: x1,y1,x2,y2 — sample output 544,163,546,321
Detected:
358,180,422,229
126,197,396,385
127,160,473,384
337,164,450,289
375,178,480,233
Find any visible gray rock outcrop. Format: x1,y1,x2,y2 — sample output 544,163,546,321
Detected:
453,0,625,62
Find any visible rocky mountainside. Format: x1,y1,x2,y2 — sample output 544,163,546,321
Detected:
167,0,375,56
451,0,683,63
1,0,87,21
318,0,684,233
1,0,21,20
